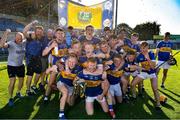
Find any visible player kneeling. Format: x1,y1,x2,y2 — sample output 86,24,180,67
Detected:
75,58,108,116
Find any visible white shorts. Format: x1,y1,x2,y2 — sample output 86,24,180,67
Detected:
109,83,122,97
86,96,106,103
57,81,74,96
157,61,170,69
124,71,139,77
138,72,157,80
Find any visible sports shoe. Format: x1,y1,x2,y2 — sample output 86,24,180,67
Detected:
39,83,45,92
127,86,130,94
26,90,34,96
43,96,49,104
31,85,39,94
142,87,145,92
16,92,24,98
155,106,161,111
130,96,137,102
161,85,165,89
59,113,66,120
138,93,144,98
123,94,130,103
109,111,116,119
8,98,14,107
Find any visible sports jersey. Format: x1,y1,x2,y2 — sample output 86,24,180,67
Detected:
50,43,67,65
78,35,100,45
124,59,138,73
136,51,156,74
157,41,173,61
77,71,103,97
131,43,140,53
124,38,132,47
58,65,83,87
107,63,127,85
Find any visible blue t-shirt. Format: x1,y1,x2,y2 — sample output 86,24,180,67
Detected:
157,41,173,61
26,37,44,64
136,51,156,74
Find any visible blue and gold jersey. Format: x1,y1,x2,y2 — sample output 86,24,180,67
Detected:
124,59,138,73
78,56,88,68
136,51,156,74
131,44,140,53
78,71,103,97
107,63,127,85
58,65,83,87
51,43,68,65
157,41,173,61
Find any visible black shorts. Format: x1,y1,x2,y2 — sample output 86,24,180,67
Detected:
41,57,48,72
7,65,25,78
26,56,42,76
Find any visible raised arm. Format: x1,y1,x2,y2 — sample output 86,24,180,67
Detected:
42,40,57,56
23,20,38,38
0,29,11,48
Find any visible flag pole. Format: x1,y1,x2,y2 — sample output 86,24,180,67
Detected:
115,0,118,35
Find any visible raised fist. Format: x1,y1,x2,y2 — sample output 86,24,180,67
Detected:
32,20,38,25
6,29,11,33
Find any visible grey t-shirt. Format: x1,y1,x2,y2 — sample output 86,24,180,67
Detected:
7,40,26,66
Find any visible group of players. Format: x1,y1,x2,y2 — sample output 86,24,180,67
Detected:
0,20,173,119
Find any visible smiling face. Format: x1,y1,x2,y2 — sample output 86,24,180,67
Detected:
35,28,44,39
100,43,109,53
15,33,23,44
84,44,94,57
127,54,136,62
72,42,82,53
87,61,97,72
113,57,122,67
118,30,127,39
67,56,77,69
131,35,139,43
140,42,149,53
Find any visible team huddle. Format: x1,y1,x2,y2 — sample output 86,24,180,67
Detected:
0,20,174,119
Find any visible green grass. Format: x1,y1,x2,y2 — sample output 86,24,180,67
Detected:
0,50,180,119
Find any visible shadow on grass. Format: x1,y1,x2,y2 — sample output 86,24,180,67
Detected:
158,89,180,104
33,91,59,119
165,88,180,98
0,90,171,119
0,94,39,119
113,91,169,119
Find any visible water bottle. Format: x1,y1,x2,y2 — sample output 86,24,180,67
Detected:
54,46,59,56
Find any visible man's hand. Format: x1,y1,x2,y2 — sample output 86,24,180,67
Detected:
31,20,38,25
6,29,11,33
97,94,104,101
50,41,58,49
